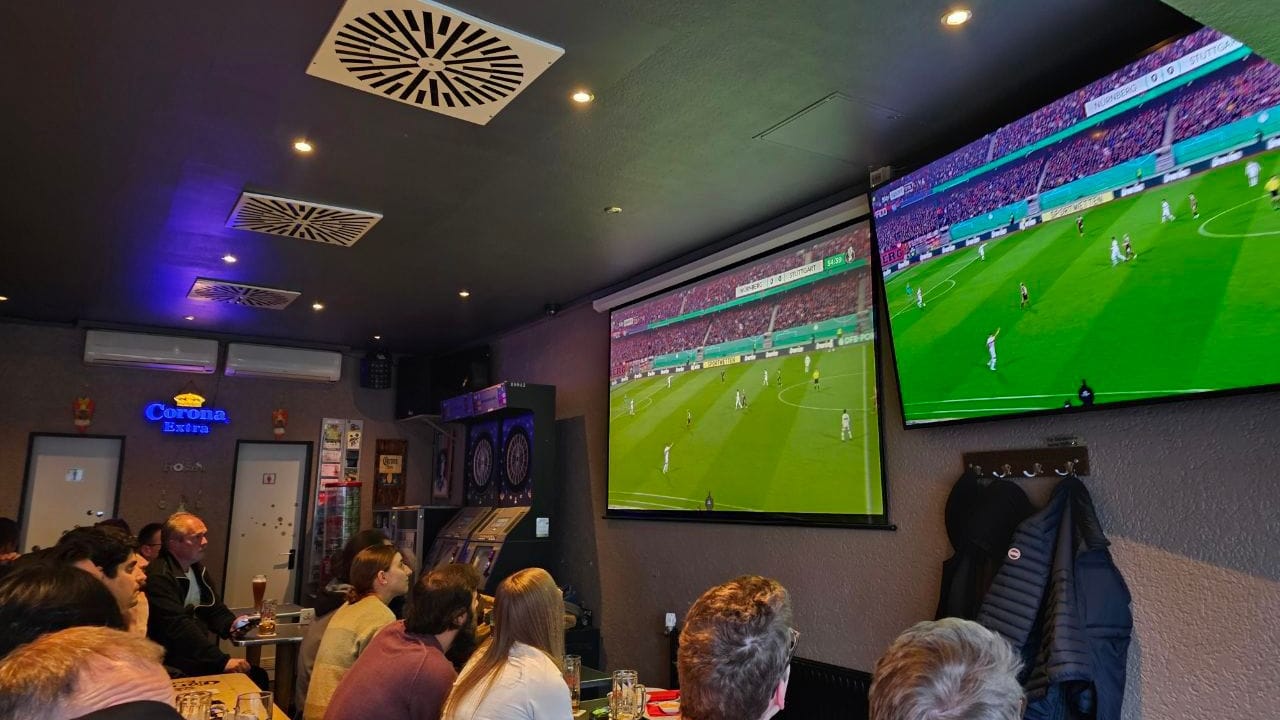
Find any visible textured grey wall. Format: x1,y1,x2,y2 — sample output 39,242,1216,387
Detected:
0,323,433,583
494,301,1279,720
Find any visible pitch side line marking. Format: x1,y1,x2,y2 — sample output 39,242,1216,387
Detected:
904,388,1215,407
1198,195,1280,238
610,491,755,511
861,344,872,510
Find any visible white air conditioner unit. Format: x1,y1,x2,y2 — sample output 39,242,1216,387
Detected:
83,330,219,374
224,343,343,382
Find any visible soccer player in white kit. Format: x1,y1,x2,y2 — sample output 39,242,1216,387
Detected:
629,398,635,415
1188,193,1199,219
841,410,852,441
666,375,672,389
804,355,811,374
663,444,671,474
916,288,926,308
1110,237,1127,266
762,369,769,386
1160,199,1175,223
734,389,742,409
1246,160,1262,187
979,244,986,261
986,329,1001,371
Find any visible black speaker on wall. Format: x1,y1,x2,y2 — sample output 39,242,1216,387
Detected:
395,356,433,419
430,345,491,408
394,346,492,419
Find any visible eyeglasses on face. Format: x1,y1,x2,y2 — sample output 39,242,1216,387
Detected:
786,627,800,665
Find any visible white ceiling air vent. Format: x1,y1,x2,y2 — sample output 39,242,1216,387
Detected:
84,330,218,374
225,192,382,247
225,343,343,383
307,0,564,126
188,277,301,310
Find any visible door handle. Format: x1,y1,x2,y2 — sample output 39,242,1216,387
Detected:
285,549,296,570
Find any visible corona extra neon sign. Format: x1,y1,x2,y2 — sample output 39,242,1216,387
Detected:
143,392,230,435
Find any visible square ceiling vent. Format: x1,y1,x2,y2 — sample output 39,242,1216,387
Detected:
187,278,301,310
307,0,565,126
225,191,382,247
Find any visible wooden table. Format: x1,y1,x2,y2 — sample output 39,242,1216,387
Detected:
230,623,306,713
172,673,288,720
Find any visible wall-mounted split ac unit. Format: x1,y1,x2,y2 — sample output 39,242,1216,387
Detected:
83,330,219,374
225,343,342,382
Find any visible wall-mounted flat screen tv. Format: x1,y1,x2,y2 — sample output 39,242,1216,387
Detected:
606,220,889,527
872,27,1280,427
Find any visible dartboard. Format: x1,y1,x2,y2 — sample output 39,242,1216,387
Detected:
471,436,493,489
505,430,530,487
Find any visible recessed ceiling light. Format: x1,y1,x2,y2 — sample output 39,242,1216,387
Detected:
293,139,314,153
942,8,972,26
0,296,8,302
458,290,471,298
183,315,196,321
312,301,325,311
222,253,237,264
373,335,382,341
571,90,595,104
604,206,623,214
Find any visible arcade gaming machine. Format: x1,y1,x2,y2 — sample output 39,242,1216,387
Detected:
425,382,556,592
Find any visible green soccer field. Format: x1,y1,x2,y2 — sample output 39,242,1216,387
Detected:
884,150,1280,424
607,342,883,516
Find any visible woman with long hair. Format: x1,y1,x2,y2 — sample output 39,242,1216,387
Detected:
304,544,412,720
443,567,570,720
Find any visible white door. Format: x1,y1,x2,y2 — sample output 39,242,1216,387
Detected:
22,435,122,551
224,442,310,610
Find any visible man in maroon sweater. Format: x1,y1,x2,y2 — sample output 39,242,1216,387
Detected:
323,563,482,720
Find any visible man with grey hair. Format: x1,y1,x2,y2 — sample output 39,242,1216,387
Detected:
144,512,257,681
869,618,1024,720
678,575,797,720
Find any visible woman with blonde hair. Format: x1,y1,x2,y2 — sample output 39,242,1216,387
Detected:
443,567,571,720
304,544,412,720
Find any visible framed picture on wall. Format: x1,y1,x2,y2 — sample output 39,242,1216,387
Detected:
432,444,451,501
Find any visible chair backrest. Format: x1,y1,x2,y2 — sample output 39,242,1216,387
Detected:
775,656,872,720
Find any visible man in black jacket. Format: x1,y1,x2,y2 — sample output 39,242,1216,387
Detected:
144,512,253,679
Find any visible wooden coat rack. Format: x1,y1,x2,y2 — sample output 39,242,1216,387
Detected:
962,445,1091,479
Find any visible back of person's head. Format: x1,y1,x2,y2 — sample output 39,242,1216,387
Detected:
56,527,133,578
0,564,126,658
444,568,564,718
136,523,164,546
678,575,794,720
348,544,399,599
93,518,131,535
0,626,173,720
338,529,390,584
869,618,1024,720
406,563,482,636
0,517,18,554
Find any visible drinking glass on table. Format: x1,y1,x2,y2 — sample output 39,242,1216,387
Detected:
251,574,267,612
610,670,643,720
258,599,278,636
175,690,212,720
563,654,581,710
233,691,273,720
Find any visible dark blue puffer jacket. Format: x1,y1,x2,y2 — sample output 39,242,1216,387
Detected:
978,476,1132,720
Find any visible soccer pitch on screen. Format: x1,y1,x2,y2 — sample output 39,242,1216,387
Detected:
607,342,883,516
884,151,1280,425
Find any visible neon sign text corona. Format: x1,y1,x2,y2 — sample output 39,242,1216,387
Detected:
143,392,230,435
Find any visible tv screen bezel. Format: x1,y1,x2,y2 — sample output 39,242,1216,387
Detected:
869,24,1280,430
603,216,894,529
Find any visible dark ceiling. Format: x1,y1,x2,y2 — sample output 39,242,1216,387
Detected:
0,0,1200,354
